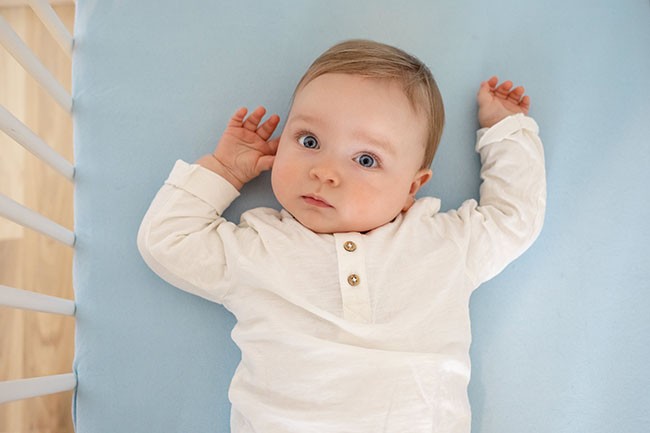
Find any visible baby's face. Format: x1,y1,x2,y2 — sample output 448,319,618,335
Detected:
271,73,431,234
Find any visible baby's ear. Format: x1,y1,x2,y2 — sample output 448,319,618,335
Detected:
402,168,432,212
409,168,432,196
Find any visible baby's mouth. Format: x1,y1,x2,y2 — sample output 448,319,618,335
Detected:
302,194,333,208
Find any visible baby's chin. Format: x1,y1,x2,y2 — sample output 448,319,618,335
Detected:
273,191,405,234
292,212,401,235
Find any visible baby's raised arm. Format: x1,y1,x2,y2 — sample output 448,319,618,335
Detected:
432,77,545,286
196,106,281,190
477,76,531,128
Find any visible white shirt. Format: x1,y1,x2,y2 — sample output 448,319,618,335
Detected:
137,114,546,433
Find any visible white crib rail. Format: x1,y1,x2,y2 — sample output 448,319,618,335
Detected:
0,1,77,405
26,0,73,57
0,374,77,404
0,192,75,245
0,14,71,111
0,284,75,315
0,103,75,180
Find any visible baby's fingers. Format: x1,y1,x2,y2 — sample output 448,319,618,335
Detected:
494,80,514,98
507,86,525,103
505,85,531,112
486,76,499,89
255,154,275,174
477,79,494,103
256,114,281,141
267,137,280,154
228,107,249,127
242,106,267,131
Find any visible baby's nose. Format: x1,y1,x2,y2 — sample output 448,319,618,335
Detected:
309,159,340,186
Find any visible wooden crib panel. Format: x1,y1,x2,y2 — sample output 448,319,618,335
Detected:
0,5,75,433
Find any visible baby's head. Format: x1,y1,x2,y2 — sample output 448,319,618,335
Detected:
271,39,445,234
292,40,445,169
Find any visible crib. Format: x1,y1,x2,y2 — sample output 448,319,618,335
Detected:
0,0,76,431
2,1,650,432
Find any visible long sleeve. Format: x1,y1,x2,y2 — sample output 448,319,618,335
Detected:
133,124,545,432
432,114,546,286
137,160,242,303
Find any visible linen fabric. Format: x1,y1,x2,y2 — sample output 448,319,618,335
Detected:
137,114,546,433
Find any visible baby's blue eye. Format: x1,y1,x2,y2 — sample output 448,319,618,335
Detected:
299,135,319,149
355,154,377,168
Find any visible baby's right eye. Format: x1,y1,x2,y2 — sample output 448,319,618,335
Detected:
298,134,319,149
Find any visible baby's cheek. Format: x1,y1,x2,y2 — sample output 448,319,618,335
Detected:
353,194,385,219
362,185,408,221
270,164,285,195
270,160,295,202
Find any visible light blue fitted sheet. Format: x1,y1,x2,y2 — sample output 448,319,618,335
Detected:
73,1,650,432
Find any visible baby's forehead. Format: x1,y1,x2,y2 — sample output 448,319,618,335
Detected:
296,72,407,95
294,73,428,120
286,74,429,157
293,74,416,111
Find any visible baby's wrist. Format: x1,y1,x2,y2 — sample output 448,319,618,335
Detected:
479,112,517,129
196,154,245,190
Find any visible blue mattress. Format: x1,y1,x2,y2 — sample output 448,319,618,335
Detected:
72,1,650,432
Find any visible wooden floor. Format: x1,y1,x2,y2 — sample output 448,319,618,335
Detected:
0,5,76,433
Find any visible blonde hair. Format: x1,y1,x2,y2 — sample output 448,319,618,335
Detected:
293,39,445,168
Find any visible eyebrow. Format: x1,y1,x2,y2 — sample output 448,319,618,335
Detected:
351,130,396,156
288,114,397,156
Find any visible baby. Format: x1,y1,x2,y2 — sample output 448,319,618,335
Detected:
138,39,545,433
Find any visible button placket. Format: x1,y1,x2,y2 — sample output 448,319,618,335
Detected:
333,233,371,323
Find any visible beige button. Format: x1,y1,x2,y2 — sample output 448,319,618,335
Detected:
343,241,357,252
347,274,360,286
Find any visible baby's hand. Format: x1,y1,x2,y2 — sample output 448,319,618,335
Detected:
197,106,280,190
477,76,531,129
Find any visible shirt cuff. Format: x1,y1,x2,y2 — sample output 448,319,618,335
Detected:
165,160,240,213
476,113,539,150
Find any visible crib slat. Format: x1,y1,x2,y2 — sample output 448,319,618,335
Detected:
0,373,76,404
0,104,74,181
0,14,72,112
27,0,73,58
0,193,75,246
0,284,75,316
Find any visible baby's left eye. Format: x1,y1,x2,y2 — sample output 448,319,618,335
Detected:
354,154,378,168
